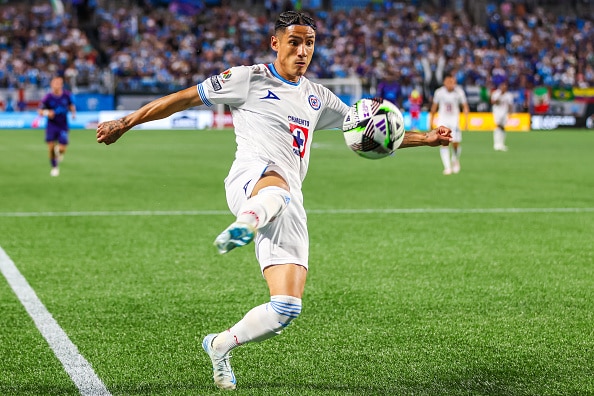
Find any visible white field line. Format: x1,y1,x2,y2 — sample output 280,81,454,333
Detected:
0,247,111,396
0,207,593,217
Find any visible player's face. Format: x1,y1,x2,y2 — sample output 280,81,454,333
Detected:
50,78,64,95
271,25,316,83
444,77,456,91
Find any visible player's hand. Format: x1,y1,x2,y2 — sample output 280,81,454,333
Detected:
426,125,452,146
96,119,129,145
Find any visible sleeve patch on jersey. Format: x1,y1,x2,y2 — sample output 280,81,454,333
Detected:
210,75,222,91
221,69,232,80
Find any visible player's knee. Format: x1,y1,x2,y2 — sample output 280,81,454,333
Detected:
269,295,302,332
258,186,291,217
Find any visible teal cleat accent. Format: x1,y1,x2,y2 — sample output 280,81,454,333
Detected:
214,222,255,254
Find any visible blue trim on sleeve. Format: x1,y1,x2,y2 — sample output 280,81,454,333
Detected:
197,83,213,107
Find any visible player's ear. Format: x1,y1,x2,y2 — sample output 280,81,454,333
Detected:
271,35,279,52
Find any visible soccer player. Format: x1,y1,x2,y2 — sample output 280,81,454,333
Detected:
39,76,76,177
408,89,423,131
491,81,514,151
96,11,452,391
429,74,469,175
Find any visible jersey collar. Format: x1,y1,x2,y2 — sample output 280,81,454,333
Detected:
266,63,301,86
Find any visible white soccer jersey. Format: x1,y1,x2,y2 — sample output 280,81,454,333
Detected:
197,63,349,191
491,89,514,124
433,86,467,130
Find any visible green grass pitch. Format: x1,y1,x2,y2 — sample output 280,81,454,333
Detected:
0,128,593,395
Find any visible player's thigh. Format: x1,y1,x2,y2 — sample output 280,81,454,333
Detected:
45,129,59,143
224,161,290,215
58,130,69,145
224,162,268,215
263,264,307,298
255,189,309,272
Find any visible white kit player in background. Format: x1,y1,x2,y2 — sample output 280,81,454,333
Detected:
429,74,469,175
491,81,514,151
96,11,452,391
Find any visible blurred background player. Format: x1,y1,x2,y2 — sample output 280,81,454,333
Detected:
408,89,423,131
430,74,469,175
376,70,403,108
491,81,514,151
38,76,76,177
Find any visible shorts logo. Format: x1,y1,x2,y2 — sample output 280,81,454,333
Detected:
243,179,251,195
308,95,321,111
210,75,222,91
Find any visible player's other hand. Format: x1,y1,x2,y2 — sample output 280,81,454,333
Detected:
426,126,452,146
96,119,129,145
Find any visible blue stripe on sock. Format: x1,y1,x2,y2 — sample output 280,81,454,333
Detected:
270,300,302,318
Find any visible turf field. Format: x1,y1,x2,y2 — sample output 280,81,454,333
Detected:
1,127,593,395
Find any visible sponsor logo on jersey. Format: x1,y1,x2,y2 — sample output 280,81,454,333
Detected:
290,122,310,158
210,75,222,91
287,115,309,127
308,94,321,110
261,90,280,100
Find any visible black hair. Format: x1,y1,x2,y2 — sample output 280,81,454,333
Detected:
274,11,317,32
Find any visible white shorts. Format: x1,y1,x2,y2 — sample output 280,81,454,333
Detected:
494,114,508,127
439,120,462,143
450,128,462,143
224,159,309,272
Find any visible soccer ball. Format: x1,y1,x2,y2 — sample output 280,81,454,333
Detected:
342,98,405,159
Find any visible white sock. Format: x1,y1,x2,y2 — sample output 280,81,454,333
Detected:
440,146,451,170
499,128,505,147
212,295,302,355
452,145,462,161
236,186,291,229
493,128,500,148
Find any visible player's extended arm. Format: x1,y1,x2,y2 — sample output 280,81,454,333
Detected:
399,126,452,148
96,86,203,145
429,102,437,130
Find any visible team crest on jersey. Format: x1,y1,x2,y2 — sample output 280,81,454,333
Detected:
308,94,321,110
290,123,310,158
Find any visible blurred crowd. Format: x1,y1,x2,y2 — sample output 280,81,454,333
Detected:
0,1,593,104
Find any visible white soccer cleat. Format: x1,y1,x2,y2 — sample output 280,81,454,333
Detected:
202,334,237,390
494,145,508,152
443,168,452,175
214,222,255,254
50,167,60,177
